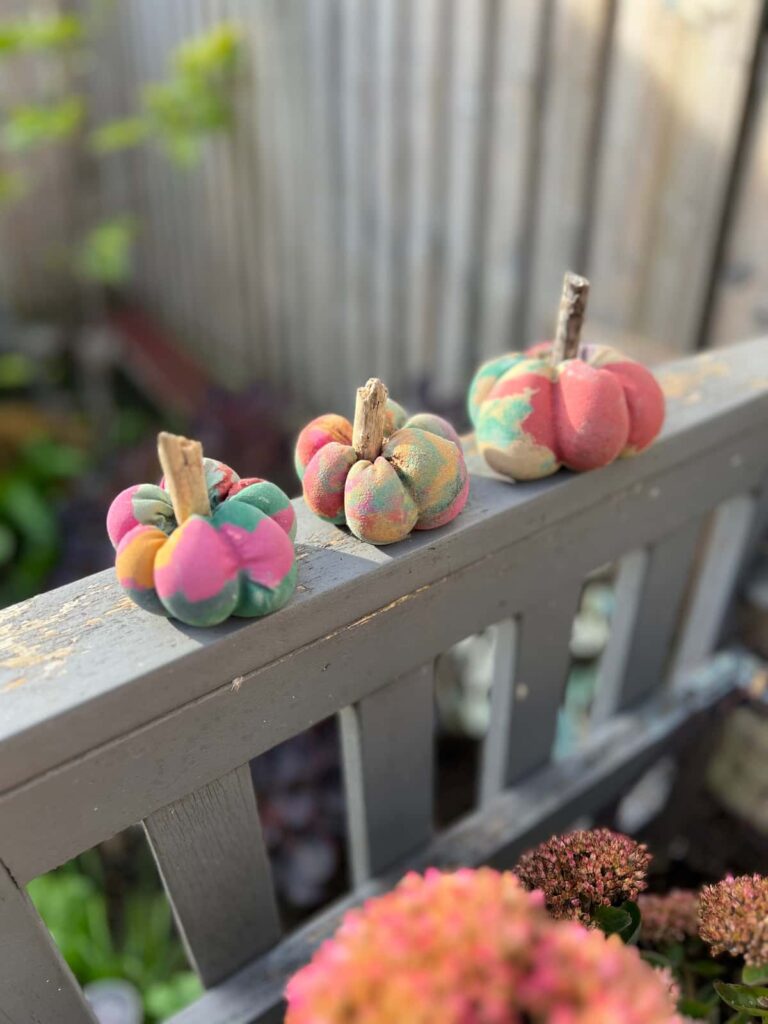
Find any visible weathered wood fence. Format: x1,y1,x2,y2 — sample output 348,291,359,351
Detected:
0,338,766,1022
3,0,768,410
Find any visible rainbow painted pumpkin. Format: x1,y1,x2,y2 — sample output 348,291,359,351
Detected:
468,342,665,481
107,457,297,627
296,380,469,545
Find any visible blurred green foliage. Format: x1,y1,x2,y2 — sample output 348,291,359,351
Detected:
28,852,202,1023
4,97,84,151
0,14,83,54
0,12,241,281
76,216,137,286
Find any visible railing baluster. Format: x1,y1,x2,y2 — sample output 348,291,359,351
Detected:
598,520,704,713
672,494,758,685
480,581,582,799
340,663,434,886
0,859,97,1023
144,763,281,988
478,619,517,806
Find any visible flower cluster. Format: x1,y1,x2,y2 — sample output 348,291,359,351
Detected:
638,890,700,945
285,868,682,1024
699,874,768,966
514,828,651,922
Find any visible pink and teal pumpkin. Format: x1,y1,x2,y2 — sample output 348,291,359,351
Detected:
107,459,297,627
468,343,665,481
295,401,469,545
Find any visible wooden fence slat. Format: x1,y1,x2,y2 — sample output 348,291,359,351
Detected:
672,493,758,685
610,520,704,710
340,664,435,886
0,860,97,1023
144,763,281,988
405,0,440,394
589,0,761,352
477,0,547,360
433,0,486,399
524,0,614,344
478,618,516,805
590,548,648,725
708,35,768,349
481,581,583,796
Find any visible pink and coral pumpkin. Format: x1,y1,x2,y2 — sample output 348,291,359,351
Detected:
296,381,468,545
468,342,665,481
107,450,297,628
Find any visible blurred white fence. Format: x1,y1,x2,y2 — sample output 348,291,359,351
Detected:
4,0,768,409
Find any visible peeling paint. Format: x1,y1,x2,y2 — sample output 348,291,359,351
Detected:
0,587,135,693
658,358,730,399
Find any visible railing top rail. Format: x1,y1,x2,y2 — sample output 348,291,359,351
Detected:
0,340,766,802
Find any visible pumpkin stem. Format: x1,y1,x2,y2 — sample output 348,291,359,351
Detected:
551,271,590,365
352,378,389,462
157,432,211,524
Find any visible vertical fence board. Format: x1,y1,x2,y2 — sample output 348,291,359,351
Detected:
433,0,486,398
590,548,648,726
340,664,435,886
672,494,758,684
613,520,704,710
524,0,614,345
589,0,761,352
480,581,582,797
708,34,768,349
144,763,281,988
0,860,97,1023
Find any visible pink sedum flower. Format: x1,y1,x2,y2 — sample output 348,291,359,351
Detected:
285,868,681,1024
515,828,651,923
699,874,768,966
638,890,699,946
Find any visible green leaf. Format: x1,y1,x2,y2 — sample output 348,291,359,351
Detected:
744,964,768,986
593,900,641,944
678,996,717,1019
144,971,202,1020
4,97,83,151
75,216,136,284
691,959,727,978
714,981,768,1017
90,116,149,153
0,14,82,55
173,24,241,79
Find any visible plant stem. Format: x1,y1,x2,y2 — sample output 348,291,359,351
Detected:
156,432,210,524
352,378,388,462
551,271,590,365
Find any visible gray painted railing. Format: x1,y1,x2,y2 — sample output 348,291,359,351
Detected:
1,338,767,1023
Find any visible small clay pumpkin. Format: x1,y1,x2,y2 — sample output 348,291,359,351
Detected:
107,433,297,627
296,379,469,545
468,273,665,480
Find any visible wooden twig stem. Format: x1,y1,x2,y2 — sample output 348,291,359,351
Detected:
352,378,389,462
551,271,590,365
157,432,211,524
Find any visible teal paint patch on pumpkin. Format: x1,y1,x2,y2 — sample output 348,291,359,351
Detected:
467,353,532,426
234,561,298,617
475,393,535,447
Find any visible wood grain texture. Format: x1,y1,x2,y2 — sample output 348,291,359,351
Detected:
609,520,705,711
340,663,434,885
494,581,583,788
144,764,281,987
708,34,768,350
0,859,97,1023
672,493,758,684
168,651,753,1024
590,548,648,725
524,0,614,345
589,0,761,352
